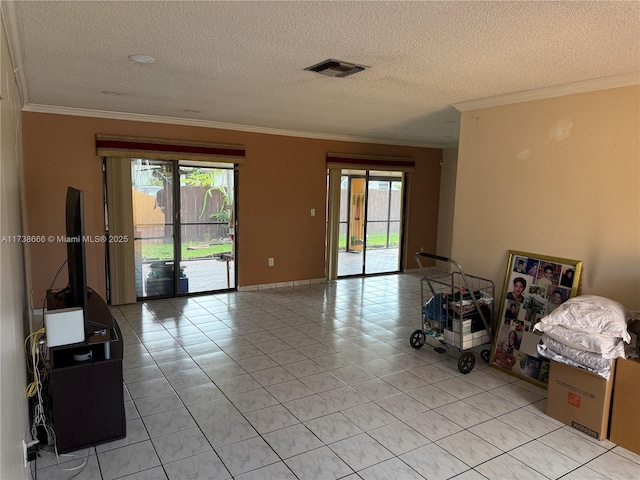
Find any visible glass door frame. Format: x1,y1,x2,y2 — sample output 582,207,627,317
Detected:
334,169,407,278
130,159,238,300
176,163,237,297
344,173,366,273
364,174,404,275
131,159,177,300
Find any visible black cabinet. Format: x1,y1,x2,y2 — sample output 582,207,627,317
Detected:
47,290,126,453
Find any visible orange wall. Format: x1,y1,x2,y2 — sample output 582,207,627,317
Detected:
22,113,441,308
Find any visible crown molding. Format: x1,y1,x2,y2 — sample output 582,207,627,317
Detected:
21,104,448,149
452,72,640,112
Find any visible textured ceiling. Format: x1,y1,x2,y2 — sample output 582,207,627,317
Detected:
4,1,640,147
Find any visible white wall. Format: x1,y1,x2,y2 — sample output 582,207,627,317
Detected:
452,85,640,310
1,10,31,480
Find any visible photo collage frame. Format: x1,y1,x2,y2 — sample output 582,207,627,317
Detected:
490,250,582,386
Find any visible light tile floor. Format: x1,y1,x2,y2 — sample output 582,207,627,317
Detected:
36,274,640,479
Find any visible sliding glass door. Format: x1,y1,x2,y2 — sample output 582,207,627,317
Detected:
131,159,236,299
178,164,235,295
337,170,404,277
365,173,403,275
338,174,365,276
132,159,176,298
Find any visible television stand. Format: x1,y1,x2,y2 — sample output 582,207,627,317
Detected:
46,289,126,452
86,321,114,359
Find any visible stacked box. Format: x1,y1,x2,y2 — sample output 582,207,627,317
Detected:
472,330,491,346
443,314,491,350
609,358,640,453
443,327,489,350
546,360,615,440
451,319,472,335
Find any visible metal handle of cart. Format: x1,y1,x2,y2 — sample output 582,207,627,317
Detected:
416,252,492,335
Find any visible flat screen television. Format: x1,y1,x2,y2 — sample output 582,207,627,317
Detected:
65,186,89,333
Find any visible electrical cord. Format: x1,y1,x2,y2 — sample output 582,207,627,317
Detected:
25,258,90,476
26,328,49,447
37,440,88,473
25,329,46,413
42,259,68,315
27,368,88,474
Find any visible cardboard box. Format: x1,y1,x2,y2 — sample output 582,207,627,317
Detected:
472,330,490,341
445,332,472,350
451,319,472,335
471,330,490,347
444,326,490,349
546,360,615,440
609,358,640,453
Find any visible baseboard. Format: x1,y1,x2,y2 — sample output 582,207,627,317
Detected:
238,277,327,292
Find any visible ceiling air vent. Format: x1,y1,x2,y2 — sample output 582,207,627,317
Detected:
305,59,368,78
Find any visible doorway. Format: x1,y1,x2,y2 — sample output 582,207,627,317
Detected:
337,170,405,277
131,159,236,299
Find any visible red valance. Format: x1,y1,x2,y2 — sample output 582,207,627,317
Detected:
326,153,414,172
96,135,245,163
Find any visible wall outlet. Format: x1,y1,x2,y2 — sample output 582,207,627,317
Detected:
310,208,315,217
268,258,274,267
23,439,38,467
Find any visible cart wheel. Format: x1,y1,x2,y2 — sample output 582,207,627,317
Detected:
458,352,475,374
410,330,426,349
480,349,491,363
